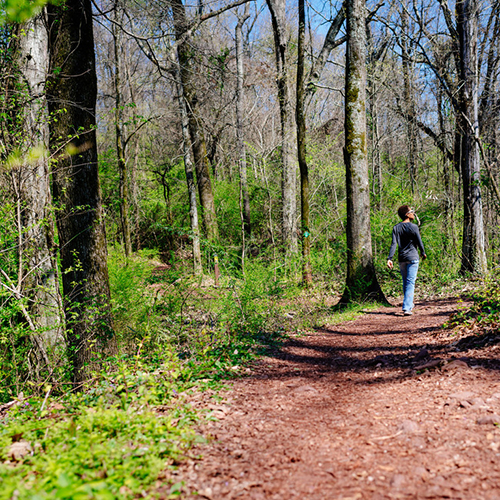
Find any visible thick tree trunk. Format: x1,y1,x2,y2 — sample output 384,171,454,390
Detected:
457,0,487,275
170,0,219,242
266,0,297,252
235,5,251,239
174,60,202,276
113,3,132,258
47,0,117,384
341,0,386,305
296,0,312,285
15,13,63,361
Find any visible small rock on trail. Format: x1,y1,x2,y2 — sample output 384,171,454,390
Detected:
399,419,419,434
477,414,500,425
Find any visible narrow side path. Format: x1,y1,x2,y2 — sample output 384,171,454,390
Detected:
167,299,500,499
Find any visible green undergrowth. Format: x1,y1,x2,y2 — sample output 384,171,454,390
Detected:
0,246,467,499
0,318,282,500
0,355,213,499
0,250,295,499
446,276,500,330
439,275,500,353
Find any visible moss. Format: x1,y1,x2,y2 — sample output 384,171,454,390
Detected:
346,82,359,105
344,130,366,155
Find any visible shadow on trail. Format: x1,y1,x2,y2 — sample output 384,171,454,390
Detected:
254,298,500,385
319,325,441,337
361,309,453,319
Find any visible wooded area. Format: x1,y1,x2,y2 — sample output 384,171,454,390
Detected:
0,0,499,496
2,0,499,382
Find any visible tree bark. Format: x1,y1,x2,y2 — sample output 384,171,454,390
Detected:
341,0,386,305
47,0,117,384
457,0,487,275
124,60,141,251
296,0,312,285
366,24,382,210
437,84,455,250
170,0,219,242
174,60,202,275
266,0,297,252
14,13,63,362
400,7,418,193
112,1,132,258
235,4,251,239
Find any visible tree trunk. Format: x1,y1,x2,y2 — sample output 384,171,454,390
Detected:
437,84,455,251
170,0,219,242
125,63,141,251
175,56,202,276
366,25,382,210
341,0,386,305
457,0,487,275
266,0,297,252
235,5,251,239
15,13,63,362
400,7,418,193
112,2,132,258
296,0,312,285
47,0,117,384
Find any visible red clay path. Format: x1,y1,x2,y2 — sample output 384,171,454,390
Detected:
164,298,500,499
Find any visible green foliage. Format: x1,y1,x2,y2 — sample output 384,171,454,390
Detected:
0,193,40,403
214,180,241,243
447,278,500,329
0,300,32,403
0,250,303,498
0,0,46,24
150,261,286,378
0,363,202,499
107,245,288,378
107,247,164,350
217,261,284,336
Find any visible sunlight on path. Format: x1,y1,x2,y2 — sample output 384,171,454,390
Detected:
165,299,500,499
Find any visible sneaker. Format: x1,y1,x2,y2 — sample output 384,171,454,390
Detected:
403,310,413,316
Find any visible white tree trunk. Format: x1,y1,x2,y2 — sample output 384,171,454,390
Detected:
235,5,251,240
266,0,297,252
16,13,63,357
458,0,487,274
175,57,202,276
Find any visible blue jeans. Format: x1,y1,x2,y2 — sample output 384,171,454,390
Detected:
399,260,419,312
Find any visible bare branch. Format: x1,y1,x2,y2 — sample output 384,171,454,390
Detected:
197,0,253,26
307,2,345,83
436,0,459,42
124,115,162,149
306,0,384,103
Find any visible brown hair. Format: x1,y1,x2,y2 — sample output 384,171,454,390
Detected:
398,205,410,220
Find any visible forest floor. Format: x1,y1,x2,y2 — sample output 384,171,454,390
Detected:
161,297,500,499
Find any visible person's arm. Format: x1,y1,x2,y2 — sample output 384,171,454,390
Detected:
387,227,397,269
414,225,427,259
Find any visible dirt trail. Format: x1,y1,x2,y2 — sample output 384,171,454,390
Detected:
168,298,500,499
